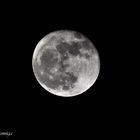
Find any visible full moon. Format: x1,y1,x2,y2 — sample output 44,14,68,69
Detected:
32,30,100,97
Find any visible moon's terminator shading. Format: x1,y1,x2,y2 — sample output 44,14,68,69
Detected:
32,30,100,97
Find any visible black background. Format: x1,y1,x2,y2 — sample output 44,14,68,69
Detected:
0,1,133,139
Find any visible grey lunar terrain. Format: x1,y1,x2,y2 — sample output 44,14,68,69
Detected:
32,30,100,97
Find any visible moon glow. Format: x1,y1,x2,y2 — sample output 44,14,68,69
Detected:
32,30,100,97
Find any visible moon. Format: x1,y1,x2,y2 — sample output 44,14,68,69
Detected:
32,30,100,97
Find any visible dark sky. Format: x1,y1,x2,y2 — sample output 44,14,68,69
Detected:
0,1,129,139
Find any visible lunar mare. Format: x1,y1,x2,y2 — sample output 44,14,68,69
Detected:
32,30,100,97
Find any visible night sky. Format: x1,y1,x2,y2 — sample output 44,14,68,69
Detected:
0,1,129,139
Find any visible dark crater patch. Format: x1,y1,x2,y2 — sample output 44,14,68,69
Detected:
56,41,94,61
81,40,95,53
60,72,78,90
40,49,59,72
56,42,82,59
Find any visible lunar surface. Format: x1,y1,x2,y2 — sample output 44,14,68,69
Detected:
32,30,100,97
